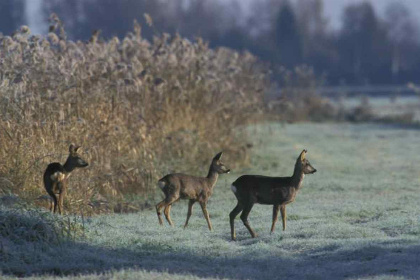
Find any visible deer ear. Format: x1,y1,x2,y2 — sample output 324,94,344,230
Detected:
214,151,223,161
300,149,307,161
69,144,80,154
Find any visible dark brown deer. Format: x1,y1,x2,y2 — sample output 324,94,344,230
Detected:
43,144,89,214
156,152,230,230
229,149,316,240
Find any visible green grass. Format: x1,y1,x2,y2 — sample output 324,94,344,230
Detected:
1,122,420,279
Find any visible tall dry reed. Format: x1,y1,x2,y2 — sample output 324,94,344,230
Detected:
0,16,267,214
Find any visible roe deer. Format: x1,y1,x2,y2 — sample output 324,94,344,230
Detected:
156,152,230,230
43,144,89,214
229,149,316,240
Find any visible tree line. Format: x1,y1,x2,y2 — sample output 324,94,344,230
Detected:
1,0,420,86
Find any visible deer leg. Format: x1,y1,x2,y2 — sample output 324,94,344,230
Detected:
280,205,287,231
156,201,166,225
57,192,63,215
240,203,257,238
164,204,174,226
200,202,213,231
229,202,244,241
47,190,58,213
184,199,196,229
57,183,66,215
46,181,58,213
156,195,178,226
163,196,180,226
271,204,280,234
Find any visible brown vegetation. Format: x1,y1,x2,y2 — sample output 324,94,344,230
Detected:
266,66,337,122
0,16,267,214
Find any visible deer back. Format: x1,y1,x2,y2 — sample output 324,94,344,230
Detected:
160,173,214,201
232,175,297,205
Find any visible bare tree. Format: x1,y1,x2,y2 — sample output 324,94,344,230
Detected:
385,2,420,83
296,0,328,59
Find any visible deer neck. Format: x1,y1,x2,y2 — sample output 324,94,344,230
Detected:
291,163,305,189
63,157,75,174
206,166,219,188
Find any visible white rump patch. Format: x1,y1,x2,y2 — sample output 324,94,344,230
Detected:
231,185,237,193
50,172,65,182
158,181,166,190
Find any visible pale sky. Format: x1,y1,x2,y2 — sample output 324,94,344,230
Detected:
25,0,45,34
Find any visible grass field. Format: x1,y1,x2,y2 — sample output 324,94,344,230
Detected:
335,96,420,122
1,122,420,280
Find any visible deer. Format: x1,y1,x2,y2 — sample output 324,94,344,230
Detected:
229,149,316,240
43,144,89,214
156,152,230,231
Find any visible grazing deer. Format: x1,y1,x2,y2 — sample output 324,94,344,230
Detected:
156,152,230,230
43,144,89,214
229,149,316,240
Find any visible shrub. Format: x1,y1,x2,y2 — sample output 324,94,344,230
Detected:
266,66,336,122
0,204,85,276
0,205,83,245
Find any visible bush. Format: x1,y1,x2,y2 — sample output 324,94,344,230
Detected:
0,204,85,276
346,96,374,122
0,205,83,244
266,66,336,122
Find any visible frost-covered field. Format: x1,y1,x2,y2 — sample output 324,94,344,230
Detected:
2,123,420,280
334,96,420,121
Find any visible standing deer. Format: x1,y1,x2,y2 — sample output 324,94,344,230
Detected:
156,152,230,230
43,144,89,214
229,149,316,240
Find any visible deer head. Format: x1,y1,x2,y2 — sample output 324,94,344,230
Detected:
296,149,316,174
212,152,231,174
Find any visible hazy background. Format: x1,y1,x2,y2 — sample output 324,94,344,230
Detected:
23,0,420,33
323,0,420,29
3,0,420,86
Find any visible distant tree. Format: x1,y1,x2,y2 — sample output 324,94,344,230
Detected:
43,0,83,37
43,0,163,40
83,0,161,39
294,0,337,77
296,0,328,58
38,0,420,86
0,0,25,35
274,1,302,67
212,27,249,50
385,2,420,83
337,1,390,84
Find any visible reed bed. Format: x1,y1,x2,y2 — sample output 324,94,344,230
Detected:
0,16,267,214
